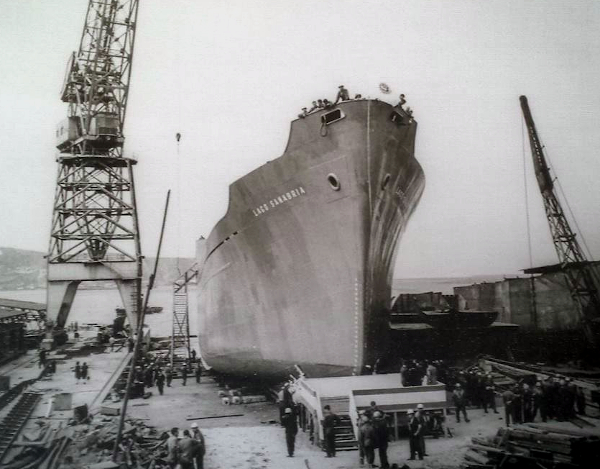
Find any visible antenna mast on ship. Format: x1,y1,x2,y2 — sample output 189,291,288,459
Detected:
519,95,600,349
46,0,143,332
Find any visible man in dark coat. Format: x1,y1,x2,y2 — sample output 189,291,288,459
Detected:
322,405,339,457
408,409,423,461
281,407,298,457
156,370,165,395
358,412,376,467
195,363,202,384
177,429,200,469
191,422,206,469
166,366,173,387
180,365,187,386
372,410,390,469
502,387,515,426
452,383,470,423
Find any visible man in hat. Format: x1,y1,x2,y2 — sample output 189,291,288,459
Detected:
191,422,205,469
281,407,298,457
452,383,470,423
372,410,390,469
335,85,350,104
407,409,423,460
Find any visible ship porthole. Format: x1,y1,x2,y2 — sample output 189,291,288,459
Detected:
381,174,391,190
327,173,341,191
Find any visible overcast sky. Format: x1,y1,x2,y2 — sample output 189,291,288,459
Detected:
1,0,599,278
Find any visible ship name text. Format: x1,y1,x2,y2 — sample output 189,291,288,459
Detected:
251,186,306,217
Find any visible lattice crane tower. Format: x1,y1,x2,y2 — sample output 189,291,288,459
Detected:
47,0,142,330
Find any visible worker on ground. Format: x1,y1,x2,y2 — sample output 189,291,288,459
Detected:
334,85,350,104
358,411,376,467
452,383,470,423
322,404,339,457
522,383,534,422
372,410,390,469
416,403,427,457
502,386,515,426
281,407,298,457
74,361,81,384
81,362,89,383
195,363,202,384
576,387,586,416
485,379,499,414
513,384,523,424
181,364,188,386
156,369,165,395
166,427,179,469
38,348,47,368
407,409,423,461
532,381,543,421
566,379,577,419
166,366,173,387
127,337,134,353
191,422,206,469
177,429,199,469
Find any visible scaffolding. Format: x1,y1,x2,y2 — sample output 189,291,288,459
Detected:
171,265,199,367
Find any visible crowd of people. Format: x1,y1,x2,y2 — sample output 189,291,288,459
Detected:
399,359,448,387
111,350,203,399
449,367,587,427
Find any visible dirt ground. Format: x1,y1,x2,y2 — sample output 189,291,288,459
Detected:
128,374,511,469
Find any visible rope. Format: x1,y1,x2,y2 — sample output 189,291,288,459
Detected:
522,117,534,269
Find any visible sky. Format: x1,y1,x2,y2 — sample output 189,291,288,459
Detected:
1,0,599,278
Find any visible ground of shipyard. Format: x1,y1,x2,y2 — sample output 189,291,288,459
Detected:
2,341,600,469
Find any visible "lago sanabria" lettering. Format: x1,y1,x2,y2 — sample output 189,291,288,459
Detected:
251,186,306,217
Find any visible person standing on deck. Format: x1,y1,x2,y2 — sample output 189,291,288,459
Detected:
322,405,339,457
281,407,298,457
81,362,89,383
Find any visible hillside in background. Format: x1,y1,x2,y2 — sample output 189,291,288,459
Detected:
0,247,196,290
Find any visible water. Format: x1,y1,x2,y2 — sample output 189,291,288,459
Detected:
0,286,199,336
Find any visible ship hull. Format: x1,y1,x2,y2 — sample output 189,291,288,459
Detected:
197,99,425,378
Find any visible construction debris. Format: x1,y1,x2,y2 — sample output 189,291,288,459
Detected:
464,423,600,468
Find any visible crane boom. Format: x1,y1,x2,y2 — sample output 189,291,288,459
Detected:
519,95,600,347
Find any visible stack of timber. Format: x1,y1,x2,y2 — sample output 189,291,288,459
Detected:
464,423,600,468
